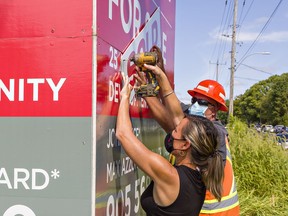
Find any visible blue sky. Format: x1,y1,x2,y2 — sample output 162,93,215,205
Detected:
174,0,288,103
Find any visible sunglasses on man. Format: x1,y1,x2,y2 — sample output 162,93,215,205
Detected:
191,98,216,108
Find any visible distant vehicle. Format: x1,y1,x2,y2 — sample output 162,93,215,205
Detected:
261,125,274,133
254,124,261,132
274,125,284,134
276,133,288,150
256,126,262,132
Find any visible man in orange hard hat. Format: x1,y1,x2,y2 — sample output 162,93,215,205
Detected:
183,80,240,216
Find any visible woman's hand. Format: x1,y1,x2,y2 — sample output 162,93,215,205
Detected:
143,64,165,79
150,45,166,73
120,72,133,100
133,66,146,88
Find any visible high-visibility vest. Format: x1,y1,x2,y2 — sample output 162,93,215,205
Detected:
199,137,240,215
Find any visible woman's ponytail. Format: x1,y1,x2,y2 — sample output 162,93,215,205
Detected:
182,115,225,201
202,152,224,201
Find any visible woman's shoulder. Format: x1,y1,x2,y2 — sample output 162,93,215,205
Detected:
175,165,202,182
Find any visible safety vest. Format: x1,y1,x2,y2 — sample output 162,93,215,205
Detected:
199,137,240,215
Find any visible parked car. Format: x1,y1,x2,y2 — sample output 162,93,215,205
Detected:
261,125,274,133
254,124,261,133
274,125,284,134
276,133,288,150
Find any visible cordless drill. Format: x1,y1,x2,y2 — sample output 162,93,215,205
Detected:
130,52,160,97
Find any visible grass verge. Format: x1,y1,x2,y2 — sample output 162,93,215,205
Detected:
227,117,288,215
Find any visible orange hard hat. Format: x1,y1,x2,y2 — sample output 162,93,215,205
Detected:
187,79,228,112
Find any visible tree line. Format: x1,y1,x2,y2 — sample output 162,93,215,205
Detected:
218,73,288,126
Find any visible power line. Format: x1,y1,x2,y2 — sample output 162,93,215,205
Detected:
234,76,261,81
239,63,273,75
236,0,284,69
237,0,255,38
209,0,229,61
209,60,227,81
237,0,246,27
209,0,233,85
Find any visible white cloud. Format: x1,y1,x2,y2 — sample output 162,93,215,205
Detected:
238,31,288,43
241,17,268,31
237,15,288,43
209,15,288,44
261,31,288,42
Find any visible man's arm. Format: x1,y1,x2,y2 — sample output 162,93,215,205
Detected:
144,97,175,133
143,64,185,127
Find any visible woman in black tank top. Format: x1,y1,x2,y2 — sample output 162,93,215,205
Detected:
117,72,224,215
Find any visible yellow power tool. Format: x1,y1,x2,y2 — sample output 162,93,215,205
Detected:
130,52,160,97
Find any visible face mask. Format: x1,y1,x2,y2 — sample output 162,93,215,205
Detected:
164,133,186,153
164,133,174,153
188,101,208,117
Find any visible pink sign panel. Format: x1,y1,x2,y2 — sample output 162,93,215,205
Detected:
0,0,93,117
96,0,176,118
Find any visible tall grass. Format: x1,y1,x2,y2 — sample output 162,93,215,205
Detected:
227,117,288,216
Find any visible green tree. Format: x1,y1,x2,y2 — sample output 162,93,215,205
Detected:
234,73,288,125
262,73,288,125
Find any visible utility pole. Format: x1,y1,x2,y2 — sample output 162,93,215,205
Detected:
229,0,238,117
209,60,226,81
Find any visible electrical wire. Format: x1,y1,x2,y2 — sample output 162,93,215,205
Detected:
238,63,273,75
236,0,284,71
237,0,255,38
234,76,261,81
237,0,246,28
209,1,229,64
209,0,233,82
